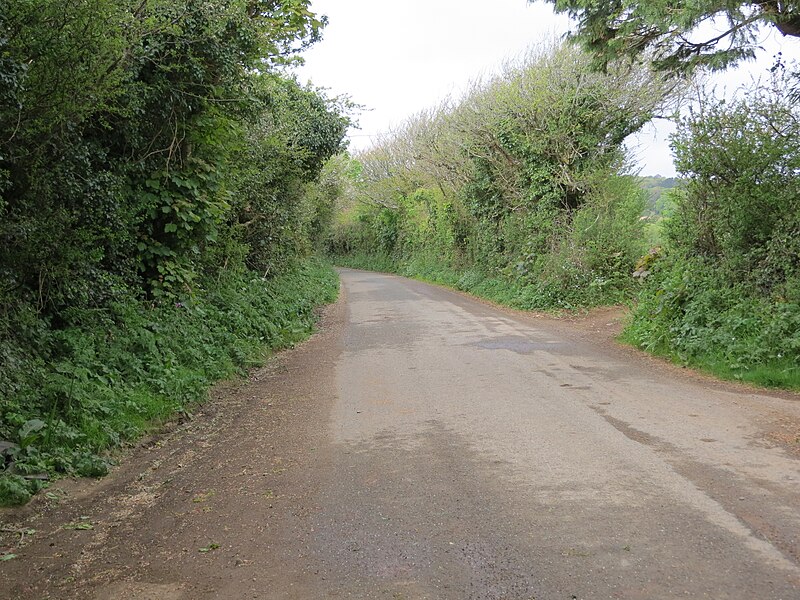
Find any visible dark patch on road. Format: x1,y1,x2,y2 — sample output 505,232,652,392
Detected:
592,410,676,453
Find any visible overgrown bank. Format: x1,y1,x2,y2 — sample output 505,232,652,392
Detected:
1,2,349,505
623,75,800,389
0,260,337,506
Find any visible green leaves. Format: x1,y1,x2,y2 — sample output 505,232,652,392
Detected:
330,41,666,309
0,475,32,507
669,73,800,282
0,259,338,506
0,0,346,507
18,420,45,446
539,1,797,74
623,72,800,390
228,75,350,274
1,0,343,309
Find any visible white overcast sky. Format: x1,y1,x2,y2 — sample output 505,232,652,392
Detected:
295,1,800,176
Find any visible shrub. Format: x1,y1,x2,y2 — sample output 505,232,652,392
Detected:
325,41,682,310
624,70,800,389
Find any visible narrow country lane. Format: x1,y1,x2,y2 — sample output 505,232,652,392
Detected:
2,269,800,599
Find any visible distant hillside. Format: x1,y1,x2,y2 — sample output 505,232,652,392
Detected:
638,175,682,216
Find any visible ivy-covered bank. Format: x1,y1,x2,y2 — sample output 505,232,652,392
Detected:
0,259,338,506
622,75,800,390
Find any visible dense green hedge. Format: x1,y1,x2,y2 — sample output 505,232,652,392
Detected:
328,43,680,310
623,73,800,389
0,1,350,505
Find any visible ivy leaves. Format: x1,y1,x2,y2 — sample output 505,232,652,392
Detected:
134,161,230,295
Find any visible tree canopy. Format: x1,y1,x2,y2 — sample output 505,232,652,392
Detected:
540,1,800,72
327,42,683,308
0,0,348,310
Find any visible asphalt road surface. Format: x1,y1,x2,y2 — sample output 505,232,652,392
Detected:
2,268,800,599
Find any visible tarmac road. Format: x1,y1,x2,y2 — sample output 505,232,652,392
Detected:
2,268,800,599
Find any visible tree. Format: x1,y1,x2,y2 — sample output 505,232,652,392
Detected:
330,41,683,300
540,1,800,73
667,70,800,278
228,76,351,274
0,0,331,307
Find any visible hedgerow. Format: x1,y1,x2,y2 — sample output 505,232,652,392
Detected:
623,71,800,389
1,2,350,504
326,42,683,310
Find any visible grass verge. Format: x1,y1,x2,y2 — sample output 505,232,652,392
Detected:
0,258,338,506
619,328,800,392
333,253,633,312
621,257,800,392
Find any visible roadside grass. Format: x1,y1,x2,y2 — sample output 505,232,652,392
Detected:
620,258,800,392
618,329,800,392
333,252,634,312
0,259,338,506
698,358,800,390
